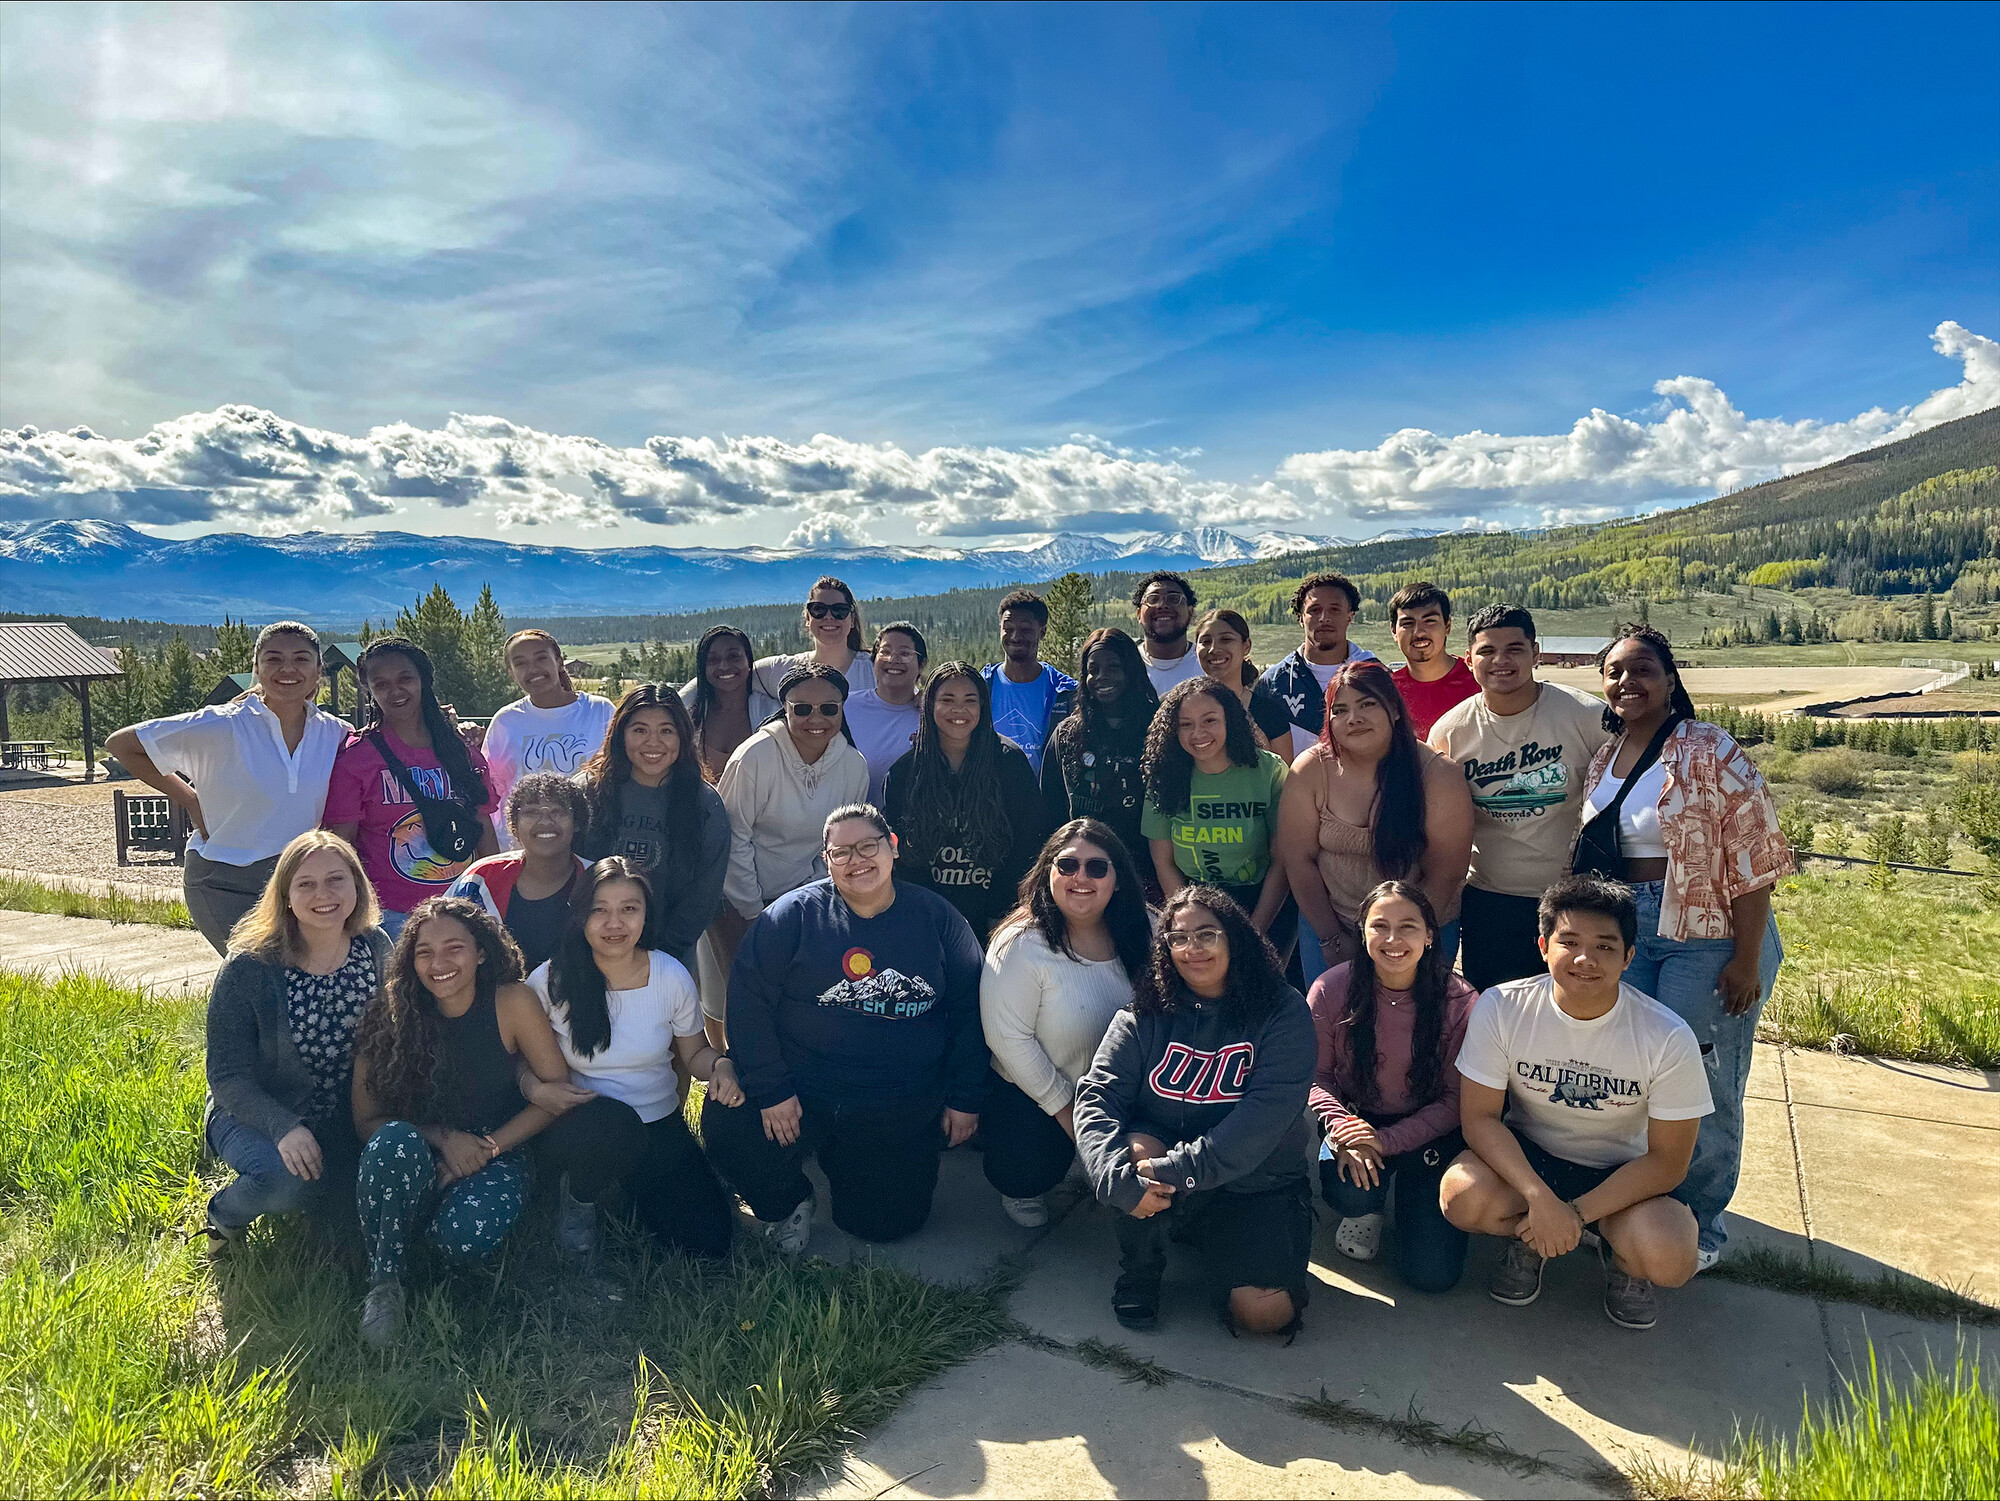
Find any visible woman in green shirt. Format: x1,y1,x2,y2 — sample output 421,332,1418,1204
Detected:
1141,679,1295,954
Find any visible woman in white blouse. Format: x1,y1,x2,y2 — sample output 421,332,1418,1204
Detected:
980,818,1155,1226
107,622,350,954
520,857,744,1257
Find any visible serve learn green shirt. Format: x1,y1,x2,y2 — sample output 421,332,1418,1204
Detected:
1141,750,1289,887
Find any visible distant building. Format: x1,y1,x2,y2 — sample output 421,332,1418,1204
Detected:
203,672,256,707
1538,636,1611,667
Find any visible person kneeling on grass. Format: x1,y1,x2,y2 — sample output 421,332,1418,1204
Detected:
519,857,742,1260
1309,880,1478,1292
1440,874,1713,1331
203,829,389,1258
348,897,574,1348
701,804,987,1251
1074,886,1317,1339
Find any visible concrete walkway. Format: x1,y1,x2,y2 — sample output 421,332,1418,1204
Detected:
4,907,1993,1498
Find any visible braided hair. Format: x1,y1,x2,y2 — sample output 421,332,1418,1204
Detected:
1594,623,1697,734
897,663,1013,869
355,637,488,807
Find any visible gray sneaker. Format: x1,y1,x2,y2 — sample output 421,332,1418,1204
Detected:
1489,1237,1546,1306
1601,1244,1658,1330
558,1175,600,1258
764,1192,814,1256
360,1280,406,1349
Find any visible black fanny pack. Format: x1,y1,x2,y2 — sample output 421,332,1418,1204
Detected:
368,730,484,863
1571,715,1683,881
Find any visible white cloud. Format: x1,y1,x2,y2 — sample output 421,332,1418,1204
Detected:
782,512,877,549
1277,321,2000,517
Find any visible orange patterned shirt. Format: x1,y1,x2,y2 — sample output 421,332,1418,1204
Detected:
1579,720,1794,941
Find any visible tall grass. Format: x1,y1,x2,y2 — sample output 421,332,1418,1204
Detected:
0,968,1012,1498
0,871,194,929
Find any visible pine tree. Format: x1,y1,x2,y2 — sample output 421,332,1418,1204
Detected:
1043,571,1095,675
466,584,511,713
152,636,202,717
395,585,476,713
212,615,254,674
1940,605,1955,640
1918,592,1938,640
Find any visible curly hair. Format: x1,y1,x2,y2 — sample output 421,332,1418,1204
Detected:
1291,572,1359,616
1594,622,1697,734
1133,885,1289,1028
355,636,488,809
996,818,1154,978
1142,678,1261,819
1128,571,1197,611
896,664,1014,871
1335,881,1449,1114
1317,659,1428,880
504,769,590,840
575,683,703,861
355,895,524,1121
547,857,652,1059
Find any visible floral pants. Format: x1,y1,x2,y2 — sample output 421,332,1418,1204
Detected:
357,1120,526,1284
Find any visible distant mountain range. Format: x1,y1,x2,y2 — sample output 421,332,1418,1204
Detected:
0,518,1441,625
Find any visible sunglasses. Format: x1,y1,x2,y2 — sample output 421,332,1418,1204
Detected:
805,601,853,620
786,701,843,718
1053,855,1112,879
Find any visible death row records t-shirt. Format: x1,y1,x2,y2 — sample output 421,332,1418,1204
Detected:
1456,974,1713,1169
1426,683,1612,899
1141,750,1289,887
323,728,495,916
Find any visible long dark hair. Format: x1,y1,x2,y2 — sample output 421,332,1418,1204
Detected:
1068,628,1157,745
1134,885,1289,1029
897,663,1013,866
356,637,488,807
1594,623,1697,735
576,684,703,860
1318,659,1428,879
1336,881,1449,1114
1143,678,1261,819
547,857,652,1059
1195,608,1261,688
1001,818,1153,978
688,625,757,740
356,895,524,1118
804,575,865,654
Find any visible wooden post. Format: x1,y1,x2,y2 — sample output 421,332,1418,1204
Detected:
77,677,95,782
0,681,9,743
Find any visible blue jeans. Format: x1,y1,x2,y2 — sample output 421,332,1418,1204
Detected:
1625,880,1783,1256
1298,916,1460,992
1320,1132,1468,1293
206,1109,360,1233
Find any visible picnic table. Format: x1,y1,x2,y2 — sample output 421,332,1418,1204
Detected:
1,741,59,770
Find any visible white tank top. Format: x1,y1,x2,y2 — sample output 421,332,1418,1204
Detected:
1581,759,1668,858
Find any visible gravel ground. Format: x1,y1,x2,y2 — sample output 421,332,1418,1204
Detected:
0,784,187,891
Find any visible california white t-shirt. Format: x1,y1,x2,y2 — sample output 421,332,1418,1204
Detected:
844,689,922,805
483,693,615,846
1456,974,1713,1169
527,950,703,1122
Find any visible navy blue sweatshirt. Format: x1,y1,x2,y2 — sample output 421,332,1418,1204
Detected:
1075,987,1315,1213
725,878,989,1113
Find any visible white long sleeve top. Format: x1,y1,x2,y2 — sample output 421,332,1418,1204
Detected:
980,920,1135,1116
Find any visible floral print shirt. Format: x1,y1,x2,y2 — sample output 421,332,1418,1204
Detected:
285,934,376,1122
1579,719,1794,941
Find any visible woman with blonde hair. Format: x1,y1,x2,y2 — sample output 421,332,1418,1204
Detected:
202,829,388,1257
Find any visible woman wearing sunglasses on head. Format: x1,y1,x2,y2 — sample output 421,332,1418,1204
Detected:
980,820,1154,1227
751,576,877,700
1074,886,1317,1339
709,664,871,1021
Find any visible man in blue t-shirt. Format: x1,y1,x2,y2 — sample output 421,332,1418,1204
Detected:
981,588,1076,779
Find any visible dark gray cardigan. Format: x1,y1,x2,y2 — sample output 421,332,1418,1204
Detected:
204,926,393,1143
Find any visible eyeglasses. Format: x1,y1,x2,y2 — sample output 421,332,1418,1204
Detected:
1163,926,1226,952
1053,855,1112,879
826,837,886,865
805,601,853,620
1141,593,1189,608
786,701,843,718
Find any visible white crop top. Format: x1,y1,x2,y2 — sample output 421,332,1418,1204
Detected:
1581,760,1668,859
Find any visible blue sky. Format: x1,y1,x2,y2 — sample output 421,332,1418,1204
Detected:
2,1,1996,549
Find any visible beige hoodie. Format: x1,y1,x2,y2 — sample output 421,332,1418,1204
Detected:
717,722,871,917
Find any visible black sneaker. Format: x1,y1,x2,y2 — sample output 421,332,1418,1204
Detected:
1112,1277,1160,1332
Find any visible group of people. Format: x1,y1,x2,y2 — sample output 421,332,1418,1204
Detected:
113,566,1791,1346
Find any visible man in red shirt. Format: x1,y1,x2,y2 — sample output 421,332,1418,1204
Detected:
1389,582,1479,738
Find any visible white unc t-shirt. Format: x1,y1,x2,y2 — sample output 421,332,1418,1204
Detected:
527,950,703,1122
1456,975,1713,1169
483,693,616,846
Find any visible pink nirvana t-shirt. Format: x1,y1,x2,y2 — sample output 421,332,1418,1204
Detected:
324,727,494,915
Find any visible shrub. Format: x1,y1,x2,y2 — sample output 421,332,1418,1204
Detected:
1800,749,1871,797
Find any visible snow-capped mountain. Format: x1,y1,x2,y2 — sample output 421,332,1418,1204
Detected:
0,518,1355,625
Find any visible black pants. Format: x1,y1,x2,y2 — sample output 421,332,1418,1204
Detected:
534,1096,733,1257
701,1090,944,1243
1218,882,1298,963
981,1072,1077,1199
1320,1130,1468,1294
1459,886,1545,993
1115,1177,1315,1312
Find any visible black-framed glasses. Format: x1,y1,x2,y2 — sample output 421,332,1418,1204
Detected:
805,601,853,620
786,701,843,717
826,836,886,865
1053,855,1112,879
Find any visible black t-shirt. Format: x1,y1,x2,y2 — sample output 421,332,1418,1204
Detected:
884,741,1049,943
504,884,572,973
1248,681,1294,746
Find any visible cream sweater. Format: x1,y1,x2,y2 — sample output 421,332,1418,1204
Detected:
981,920,1135,1115
717,724,870,917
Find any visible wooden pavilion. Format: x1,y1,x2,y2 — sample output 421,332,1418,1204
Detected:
0,622,126,780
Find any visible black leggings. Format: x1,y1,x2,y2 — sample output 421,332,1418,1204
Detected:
701,1090,944,1243
981,1071,1078,1199
534,1096,733,1258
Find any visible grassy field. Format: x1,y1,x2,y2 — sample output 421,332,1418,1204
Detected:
0,968,1012,1499
0,871,193,928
